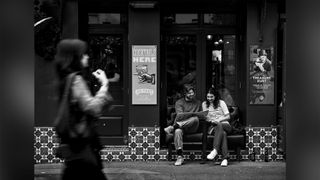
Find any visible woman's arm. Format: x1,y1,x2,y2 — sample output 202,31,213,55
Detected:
201,101,207,112
71,75,113,117
216,100,230,122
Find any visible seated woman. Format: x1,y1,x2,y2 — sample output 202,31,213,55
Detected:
202,87,232,167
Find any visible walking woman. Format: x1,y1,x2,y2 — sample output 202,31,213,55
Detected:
54,39,113,179
202,87,232,167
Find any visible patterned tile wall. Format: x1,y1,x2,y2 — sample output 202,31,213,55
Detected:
34,126,283,163
246,127,283,161
34,127,62,164
34,126,168,163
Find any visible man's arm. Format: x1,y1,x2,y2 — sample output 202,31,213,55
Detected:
175,100,184,114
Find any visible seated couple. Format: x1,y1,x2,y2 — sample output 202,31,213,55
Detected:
164,85,231,167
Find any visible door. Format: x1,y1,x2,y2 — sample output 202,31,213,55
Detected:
163,33,238,107
161,32,239,145
84,12,129,145
204,34,239,106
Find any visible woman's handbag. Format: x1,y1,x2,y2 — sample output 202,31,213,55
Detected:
54,72,77,140
54,73,77,159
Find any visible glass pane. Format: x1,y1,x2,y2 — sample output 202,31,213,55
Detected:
88,13,123,24
87,35,123,105
163,13,198,24
206,34,237,106
204,14,236,26
165,35,197,106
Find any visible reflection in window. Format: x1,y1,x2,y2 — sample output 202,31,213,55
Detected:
163,13,198,24
88,13,125,24
164,35,197,106
206,35,237,106
88,35,123,104
204,14,236,26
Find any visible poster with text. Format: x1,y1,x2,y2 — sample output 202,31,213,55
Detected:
132,45,157,104
249,45,274,105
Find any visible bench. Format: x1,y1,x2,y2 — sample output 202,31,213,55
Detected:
165,106,246,163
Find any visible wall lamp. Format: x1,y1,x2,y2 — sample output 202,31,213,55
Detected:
130,1,157,9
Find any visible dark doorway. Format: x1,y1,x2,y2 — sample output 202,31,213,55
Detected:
160,12,240,146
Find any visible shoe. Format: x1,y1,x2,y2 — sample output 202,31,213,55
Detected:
207,149,217,160
221,159,228,167
164,125,174,134
174,156,184,166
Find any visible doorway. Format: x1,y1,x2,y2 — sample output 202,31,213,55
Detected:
85,12,129,146
160,32,239,146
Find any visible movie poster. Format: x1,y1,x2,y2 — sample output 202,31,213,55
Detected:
249,45,274,105
132,45,157,104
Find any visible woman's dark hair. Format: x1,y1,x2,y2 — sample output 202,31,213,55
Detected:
205,87,221,109
54,39,87,101
55,39,87,78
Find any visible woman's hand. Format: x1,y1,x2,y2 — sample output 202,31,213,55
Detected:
92,69,109,87
211,120,219,124
206,117,219,124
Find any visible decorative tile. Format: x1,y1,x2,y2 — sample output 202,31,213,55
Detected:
34,126,283,163
34,127,62,163
128,127,166,161
245,127,280,161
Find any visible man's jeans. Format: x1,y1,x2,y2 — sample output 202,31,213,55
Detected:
174,116,199,150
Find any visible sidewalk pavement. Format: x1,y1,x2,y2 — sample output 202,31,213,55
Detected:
35,160,285,180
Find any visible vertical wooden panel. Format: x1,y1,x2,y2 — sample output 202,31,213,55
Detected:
128,7,161,127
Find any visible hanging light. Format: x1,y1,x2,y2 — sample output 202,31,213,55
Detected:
130,1,157,8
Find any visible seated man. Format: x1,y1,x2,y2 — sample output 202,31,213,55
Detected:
164,84,202,166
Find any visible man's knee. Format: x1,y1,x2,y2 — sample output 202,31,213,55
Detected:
187,116,199,126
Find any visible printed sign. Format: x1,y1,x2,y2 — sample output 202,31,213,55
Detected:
132,45,157,104
249,45,274,104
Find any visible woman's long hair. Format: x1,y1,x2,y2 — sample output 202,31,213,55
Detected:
205,87,221,109
54,39,88,101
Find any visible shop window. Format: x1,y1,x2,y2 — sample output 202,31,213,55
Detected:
87,35,124,105
204,13,236,26
88,13,126,24
163,13,199,25
164,35,197,106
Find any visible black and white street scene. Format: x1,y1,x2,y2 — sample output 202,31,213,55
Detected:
35,0,286,179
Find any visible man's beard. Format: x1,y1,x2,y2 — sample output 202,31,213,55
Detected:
185,96,194,101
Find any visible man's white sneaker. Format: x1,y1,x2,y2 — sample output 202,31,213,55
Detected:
174,156,184,166
207,149,217,160
221,159,228,167
164,125,174,134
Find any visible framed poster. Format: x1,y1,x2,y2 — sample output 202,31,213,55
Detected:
132,45,157,104
249,45,274,105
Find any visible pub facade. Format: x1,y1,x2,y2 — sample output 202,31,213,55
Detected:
35,0,286,163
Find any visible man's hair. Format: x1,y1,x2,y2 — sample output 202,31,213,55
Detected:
183,84,195,95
